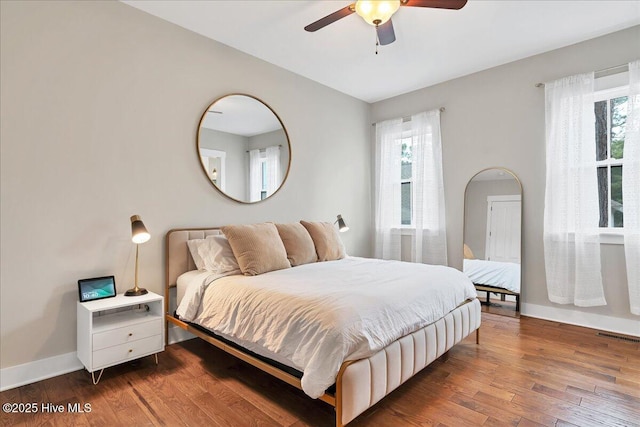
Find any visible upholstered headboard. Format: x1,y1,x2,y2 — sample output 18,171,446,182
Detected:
165,228,221,290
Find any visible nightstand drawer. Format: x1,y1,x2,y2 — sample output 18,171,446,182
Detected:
93,318,162,351
92,334,162,369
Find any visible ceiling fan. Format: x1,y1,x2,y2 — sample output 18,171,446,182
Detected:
304,0,468,46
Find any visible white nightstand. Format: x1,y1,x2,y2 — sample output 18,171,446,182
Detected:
77,291,164,384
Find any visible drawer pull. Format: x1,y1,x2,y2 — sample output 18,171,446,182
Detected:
128,333,133,337
128,349,133,353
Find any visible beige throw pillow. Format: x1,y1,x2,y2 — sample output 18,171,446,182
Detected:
463,244,475,260
221,223,291,276
275,223,318,266
300,221,346,262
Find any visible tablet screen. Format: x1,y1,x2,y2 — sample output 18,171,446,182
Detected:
78,276,117,302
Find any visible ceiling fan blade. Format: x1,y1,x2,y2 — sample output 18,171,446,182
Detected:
401,0,467,10
304,4,355,32
376,19,396,46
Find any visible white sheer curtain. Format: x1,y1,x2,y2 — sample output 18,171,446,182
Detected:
544,72,606,307
265,145,281,197
374,118,403,260
248,149,261,202
374,110,447,265
411,110,447,265
624,60,640,315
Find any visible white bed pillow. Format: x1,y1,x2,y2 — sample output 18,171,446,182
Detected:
186,238,207,270
187,235,241,274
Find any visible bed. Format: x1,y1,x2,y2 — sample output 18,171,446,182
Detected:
463,258,520,311
165,227,481,426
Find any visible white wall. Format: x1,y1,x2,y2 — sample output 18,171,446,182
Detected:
0,1,372,370
372,25,640,331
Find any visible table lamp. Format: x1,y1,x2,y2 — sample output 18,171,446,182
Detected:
335,214,349,232
125,215,150,296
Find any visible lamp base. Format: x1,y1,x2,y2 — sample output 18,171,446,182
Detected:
124,287,148,296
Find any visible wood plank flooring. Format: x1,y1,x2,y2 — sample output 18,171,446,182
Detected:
1,312,638,426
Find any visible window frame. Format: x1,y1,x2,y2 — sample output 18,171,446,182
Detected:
259,154,267,201
593,83,629,244
594,85,628,233
399,134,414,228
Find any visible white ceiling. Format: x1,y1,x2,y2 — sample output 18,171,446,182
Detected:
201,95,282,137
122,0,640,103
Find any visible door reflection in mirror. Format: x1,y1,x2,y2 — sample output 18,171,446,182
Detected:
200,149,225,191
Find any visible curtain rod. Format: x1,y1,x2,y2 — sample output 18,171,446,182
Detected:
246,144,282,153
372,107,445,126
535,63,629,88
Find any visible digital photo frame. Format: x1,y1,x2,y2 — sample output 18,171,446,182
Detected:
78,275,117,303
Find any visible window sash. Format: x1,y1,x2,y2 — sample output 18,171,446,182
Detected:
400,136,413,226
594,90,627,229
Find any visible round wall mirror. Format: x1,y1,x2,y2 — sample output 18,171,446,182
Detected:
197,94,291,203
463,168,522,315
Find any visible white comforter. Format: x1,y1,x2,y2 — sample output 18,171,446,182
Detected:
463,259,521,293
177,256,477,398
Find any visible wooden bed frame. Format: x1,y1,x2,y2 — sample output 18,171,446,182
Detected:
165,227,481,426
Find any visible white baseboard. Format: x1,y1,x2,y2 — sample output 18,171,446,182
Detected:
0,352,83,392
521,303,640,337
0,328,195,392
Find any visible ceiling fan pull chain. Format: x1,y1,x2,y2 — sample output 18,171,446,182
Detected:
375,29,379,55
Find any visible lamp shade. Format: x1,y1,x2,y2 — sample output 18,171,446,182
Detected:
130,215,150,244
336,214,349,233
355,0,400,26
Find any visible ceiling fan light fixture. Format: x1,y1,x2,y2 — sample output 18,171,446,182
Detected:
355,0,400,26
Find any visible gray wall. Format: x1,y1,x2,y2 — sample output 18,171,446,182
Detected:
0,1,371,369
464,178,521,260
372,26,640,323
199,128,248,200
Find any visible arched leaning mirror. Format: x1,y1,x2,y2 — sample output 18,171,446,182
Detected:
463,168,522,315
197,94,291,203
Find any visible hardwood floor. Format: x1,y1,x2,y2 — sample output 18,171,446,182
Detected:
2,313,639,426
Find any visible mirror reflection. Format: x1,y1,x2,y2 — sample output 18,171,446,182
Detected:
463,168,522,315
197,94,290,203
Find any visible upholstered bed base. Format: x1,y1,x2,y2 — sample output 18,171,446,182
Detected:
165,228,481,426
338,298,480,425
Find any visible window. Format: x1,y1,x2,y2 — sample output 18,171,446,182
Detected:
594,88,627,228
260,158,267,201
400,137,412,225
374,110,447,264
249,146,280,202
